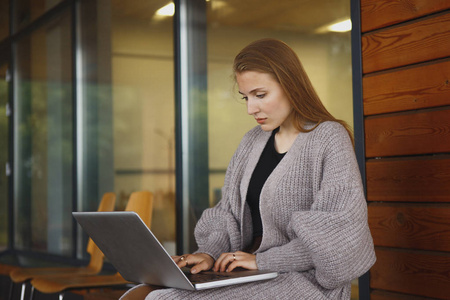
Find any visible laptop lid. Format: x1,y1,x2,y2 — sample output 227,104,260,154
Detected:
73,211,277,290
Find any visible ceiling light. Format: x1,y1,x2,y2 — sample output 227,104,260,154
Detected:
327,19,352,32
156,3,175,17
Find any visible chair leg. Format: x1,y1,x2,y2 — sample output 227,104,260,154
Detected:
8,281,14,300
29,286,34,300
20,283,26,300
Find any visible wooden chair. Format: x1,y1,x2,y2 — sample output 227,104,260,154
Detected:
0,264,18,277
29,190,154,300
8,192,116,300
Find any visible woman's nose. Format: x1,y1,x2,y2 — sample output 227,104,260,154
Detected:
247,98,259,115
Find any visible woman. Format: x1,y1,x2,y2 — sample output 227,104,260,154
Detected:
121,38,376,299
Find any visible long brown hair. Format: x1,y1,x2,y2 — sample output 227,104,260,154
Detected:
233,38,354,145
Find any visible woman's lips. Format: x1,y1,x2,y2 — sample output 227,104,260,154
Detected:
256,118,266,124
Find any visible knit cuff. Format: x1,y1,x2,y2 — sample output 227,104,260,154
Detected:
255,240,314,272
195,232,230,260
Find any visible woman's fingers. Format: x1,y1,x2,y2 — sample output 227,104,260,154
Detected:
173,252,256,273
212,253,226,272
213,252,235,272
213,251,257,272
190,259,212,274
226,252,257,272
178,255,191,268
172,253,214,273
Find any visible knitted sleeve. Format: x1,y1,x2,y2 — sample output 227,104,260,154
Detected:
193,158,239,260
193,200,239,260
256,122,376,289
193,128,260,260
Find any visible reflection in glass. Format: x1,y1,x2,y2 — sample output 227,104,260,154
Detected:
13,0,62,32
78,0,176,254
14,10,72,255
115,4,176,253
111,0,176,254
0,64,8,250
0,0,9,41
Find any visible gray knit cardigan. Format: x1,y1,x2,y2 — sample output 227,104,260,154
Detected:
125,121,376,300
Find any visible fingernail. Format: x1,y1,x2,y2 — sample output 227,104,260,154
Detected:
191,268,197,274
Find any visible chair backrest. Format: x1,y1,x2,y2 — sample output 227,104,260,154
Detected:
124,190,154,229
86,192,116,272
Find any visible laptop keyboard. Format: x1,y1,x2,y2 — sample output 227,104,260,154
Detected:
185,272,233,283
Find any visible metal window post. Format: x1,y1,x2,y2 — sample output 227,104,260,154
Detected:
174,0,209,255
351,0,371,299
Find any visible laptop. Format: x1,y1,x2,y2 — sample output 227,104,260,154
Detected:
73,211,278,290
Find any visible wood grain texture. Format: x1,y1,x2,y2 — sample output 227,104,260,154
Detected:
365,109,450,158
371,289,435,300
362,12,450,74
368,204,450,251
361,0,450,32
371,248,450,299
366,157,450,202
363,59,450,115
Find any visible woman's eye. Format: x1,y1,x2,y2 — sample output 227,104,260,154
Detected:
256,94,265,99
241,96,248,101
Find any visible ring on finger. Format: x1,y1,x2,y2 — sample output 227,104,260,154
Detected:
232,253,236,261
181,256,189,266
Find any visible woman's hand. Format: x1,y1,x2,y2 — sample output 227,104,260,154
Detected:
172,253,215,274
213,251,257,272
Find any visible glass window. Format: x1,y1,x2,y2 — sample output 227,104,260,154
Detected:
13,0,62,32
13,8,73,255
78,0,176,254
0,0,9,41
0,64,8,250
6,0,353,268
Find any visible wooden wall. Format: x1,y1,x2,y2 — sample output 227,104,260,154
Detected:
359,1,450,299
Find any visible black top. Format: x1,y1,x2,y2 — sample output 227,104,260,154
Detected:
246,128,286,238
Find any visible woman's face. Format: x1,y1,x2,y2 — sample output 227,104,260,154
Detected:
236,71,293,132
